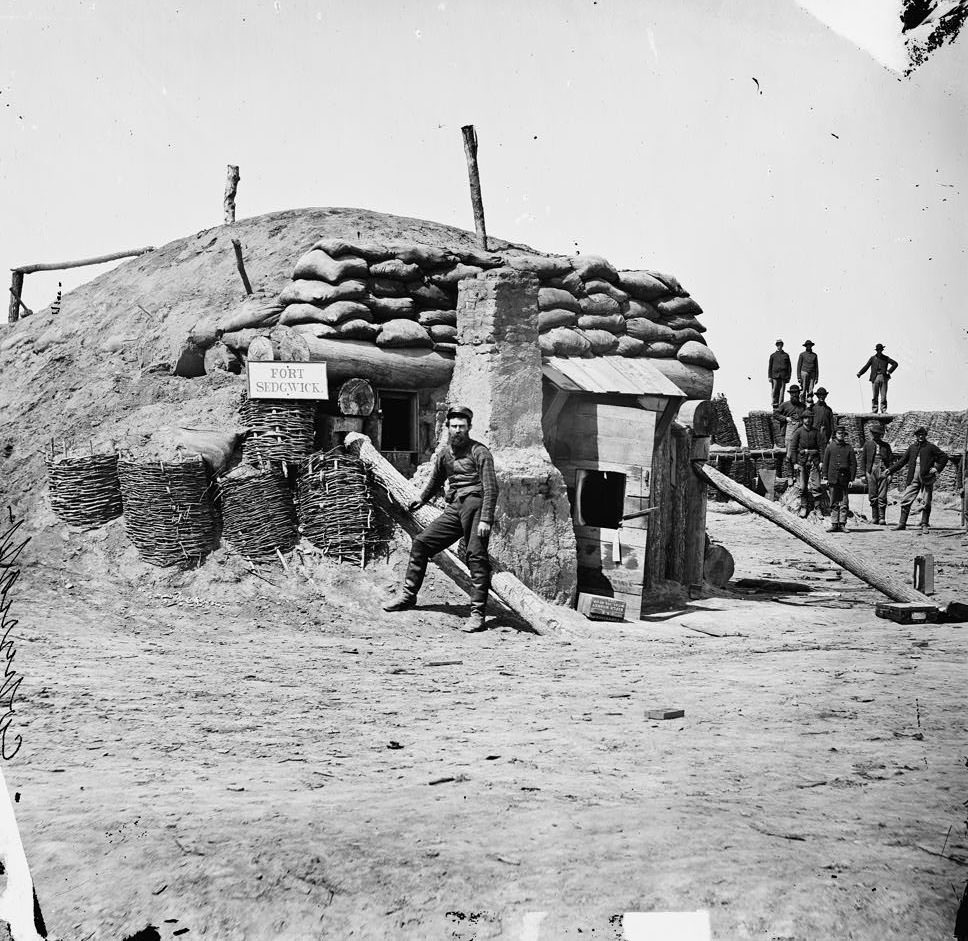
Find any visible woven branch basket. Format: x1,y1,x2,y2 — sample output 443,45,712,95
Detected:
46,452,122,529
118,456,218,568
712,395,742,448
239,393,316,468
218,468,297,562
744,412,775,450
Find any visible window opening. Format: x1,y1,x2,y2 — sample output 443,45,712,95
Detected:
575,470,626,529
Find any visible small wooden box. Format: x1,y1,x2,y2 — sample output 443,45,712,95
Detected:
577,593,627,622
874,602,940,624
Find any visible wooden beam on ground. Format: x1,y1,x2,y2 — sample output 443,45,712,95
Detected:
345,432,582,635
695,460,936,606
12,246,155,275
460,125,488,251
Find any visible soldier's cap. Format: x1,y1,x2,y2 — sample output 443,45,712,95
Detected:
775,339,784,345
835,425,847,434
446,405,474,423
803,340,815,347
875,343,885,350
815,386,828,396
869,421,884,433
788,384,801,392
915,426,927,436
802,411,814,420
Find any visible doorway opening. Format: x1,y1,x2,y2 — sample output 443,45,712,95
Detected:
575,469,626,528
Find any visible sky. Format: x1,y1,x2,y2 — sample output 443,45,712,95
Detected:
2,0,966,421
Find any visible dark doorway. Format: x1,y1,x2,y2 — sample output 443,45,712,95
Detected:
576,470,626,528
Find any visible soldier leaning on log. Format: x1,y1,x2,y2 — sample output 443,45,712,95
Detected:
822,424,857,533
789,411,827,517
768,339,792,409
886,426,948,533
773,384,807,480
383,405,498,633
859,421,893,526
856,343,898,415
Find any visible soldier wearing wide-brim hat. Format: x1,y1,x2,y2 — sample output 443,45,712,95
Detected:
811,386,834,443
859,420,894,525
768,339,792,409
797,340,819,400
887,426,948,532
822,424,857,532
773,384,807,480
383,404,499,633
857,343,898,414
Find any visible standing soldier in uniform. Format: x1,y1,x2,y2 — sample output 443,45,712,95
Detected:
856,343,898,414
859,420,893,525
887,426,948,533
811,387,834,444
383,405,498,633
797,340,819,401
790,411,826,517
774,384,807,481
768,339,792,409
822,424,857,532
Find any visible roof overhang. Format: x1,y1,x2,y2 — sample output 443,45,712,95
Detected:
542,355,686,399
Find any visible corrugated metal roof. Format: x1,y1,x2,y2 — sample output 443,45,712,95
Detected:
543,355,685,397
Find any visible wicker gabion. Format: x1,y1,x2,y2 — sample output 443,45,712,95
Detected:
744,411,775,450
728,452,752,488
711,394,742,448
238,393,316,468
118,456,217,567
218,466,297,562
46,452,122,529
297,449,385,567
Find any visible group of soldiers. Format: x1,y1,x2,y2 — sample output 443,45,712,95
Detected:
768,340,948,533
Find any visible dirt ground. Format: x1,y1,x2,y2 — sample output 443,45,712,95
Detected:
5,495,967,940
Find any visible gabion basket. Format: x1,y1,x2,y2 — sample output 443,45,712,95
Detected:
728,452,752,489
118,456,217,567
744,412,775,450
218,467,298,562
46,452,122,529
297,448,386,567
239,393,316,468
712,394,742,448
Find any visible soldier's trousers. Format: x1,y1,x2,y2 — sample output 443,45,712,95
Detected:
871,375,889,412
797,458,823,510
867,468,889,519
800,372,817,398
830,481,850,526
899,478,934,525
771,378,786,409
402,494,491,615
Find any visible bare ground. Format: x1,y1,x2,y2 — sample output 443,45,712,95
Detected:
5,497,968,940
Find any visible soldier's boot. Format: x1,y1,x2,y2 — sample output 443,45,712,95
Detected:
869,503,880,525
871,399,878,414
383,555,426,611
920,507,931,535
892,507,910,531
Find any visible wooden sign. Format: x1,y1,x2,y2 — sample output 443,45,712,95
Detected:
577,592,627,622
247,361,328,400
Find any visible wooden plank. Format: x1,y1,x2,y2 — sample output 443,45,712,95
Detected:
542,364,583,392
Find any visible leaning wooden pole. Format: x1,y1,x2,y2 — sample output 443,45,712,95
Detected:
345,432,581,635
12,247,155,275
460,125,488,251
695,461,935,605
8,271,26,323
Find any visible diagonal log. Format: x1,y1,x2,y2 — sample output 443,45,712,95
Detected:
695,460,935,606
345,432,582,635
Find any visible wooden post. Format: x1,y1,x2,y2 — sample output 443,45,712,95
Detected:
344,431,583,636
460,125,488,251
8,271,25,323
961,424,967,530
695,461,936,606
231,238,253,295
224,164,240,224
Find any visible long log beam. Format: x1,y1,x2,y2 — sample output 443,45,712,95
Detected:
299,336,455,389
345,432,582,635
12,246,155,274
695,460,935,606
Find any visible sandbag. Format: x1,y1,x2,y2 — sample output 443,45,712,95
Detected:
570,254,619,283
616,336,645,357
546,271,585,296
626,319,676,343
409,281,453,309
312,238,390,262
671,327,706,347
663,314,706,333
643,341,677,358
292,322,338,340
656,295,704,319
368,277,408,298
279,300,372,327
221,328,268,353
538,327,592,357
506,254,572,279
364,296,417,322
538,309,578,332
646,270,685,295
457,248,505,268
292,249,368,283
538,287,581,314
418,309,457,327
375,319,434,349
579,293,622,317
218,297,284,333
430,264,484,286
429,324,457,342
626,298,661,321
385,243,456,270
203,342,240,374
583,280,629,305
190,315,221,348
162,426,241,476
577,313,626,334
578,329,620,355
278,279,367,306
369,259,421,281
678,340,719,369
337,319,380,341
616,270,670,301
269,325,311,362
